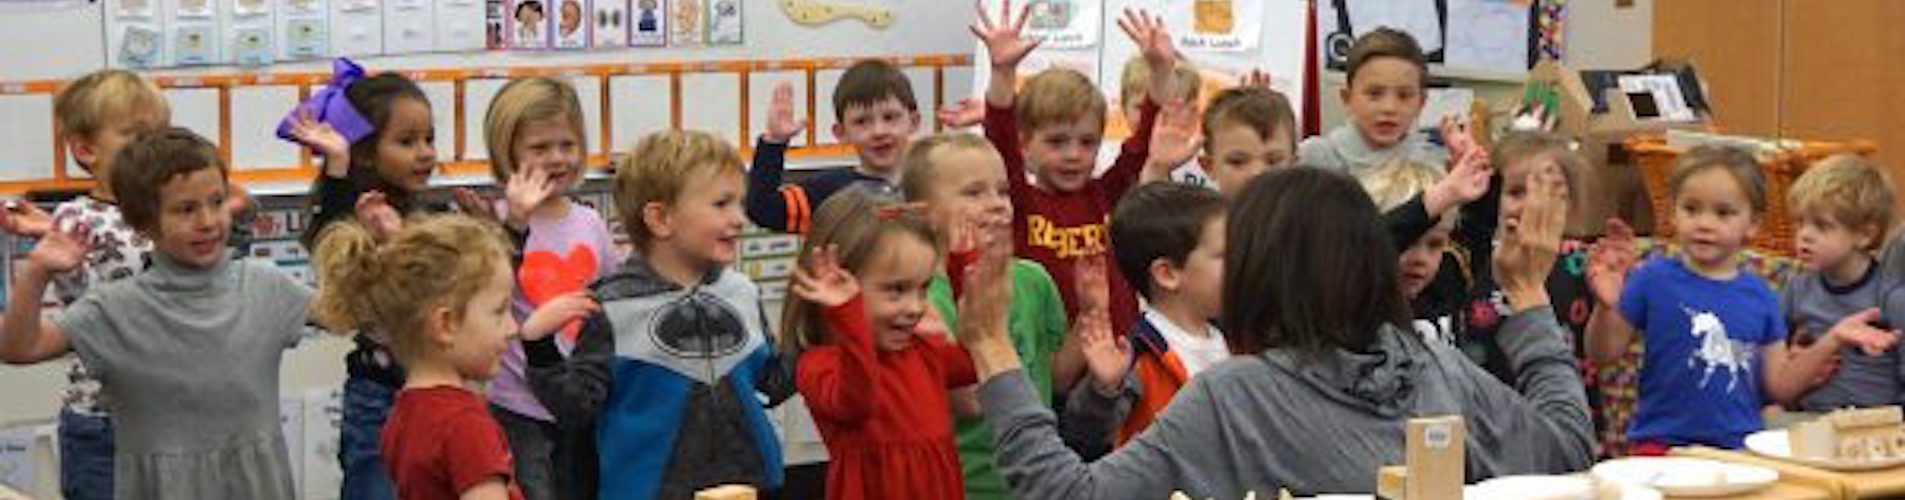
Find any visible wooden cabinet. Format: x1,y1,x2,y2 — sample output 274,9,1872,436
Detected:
1656,0,1905,207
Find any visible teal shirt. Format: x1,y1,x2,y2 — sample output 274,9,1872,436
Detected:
930,259,1068,500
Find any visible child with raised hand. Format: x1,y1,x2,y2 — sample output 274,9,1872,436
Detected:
1584,146,1857,453
898,132,1068,500
0,128,315,499
971,1,1200,389
472,76,620,500
782,192,977,500
1774,155,1902,411
1062,182,1228,454
746,59,921,234
312,215,598,500
281,58,443,500
524,130,796,500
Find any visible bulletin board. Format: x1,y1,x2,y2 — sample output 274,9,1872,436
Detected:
0,0,982,194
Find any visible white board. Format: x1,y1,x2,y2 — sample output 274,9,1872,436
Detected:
606,74,671,152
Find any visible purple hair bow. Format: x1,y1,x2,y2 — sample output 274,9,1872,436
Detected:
276,58,376,145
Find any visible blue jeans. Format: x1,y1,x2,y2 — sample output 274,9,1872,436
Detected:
339,375,397,500
58,408,114,500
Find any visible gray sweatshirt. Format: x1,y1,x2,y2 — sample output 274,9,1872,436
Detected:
1297,124,1448,175
980,307,1594,498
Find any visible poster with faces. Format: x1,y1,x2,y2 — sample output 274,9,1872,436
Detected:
509,0,550,49
486,0,506,49
436,0,489,52
330,0,385,57
706,0,738,45
383,0,437,55
551,0,588,48
590,0,628,48
666,0,701,46
1166,0,1261,52
629,0,664,47
278,0,329,60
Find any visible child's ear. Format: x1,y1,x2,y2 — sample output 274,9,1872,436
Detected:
426,304,459,347
1149,257,1181,295
1857,223,1886,251
1196,152,1214,173
831,122,848,144
1338,84,1352,105
66,134,99,173
641,200,672,240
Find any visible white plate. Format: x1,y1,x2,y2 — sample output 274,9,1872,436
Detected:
1592,457,1779,497
1469,475,1663,500
1745,429,1905,471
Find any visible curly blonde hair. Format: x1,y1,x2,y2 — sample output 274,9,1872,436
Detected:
311,215,511,363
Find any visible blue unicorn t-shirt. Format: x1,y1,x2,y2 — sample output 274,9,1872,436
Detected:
1620,256,1786,449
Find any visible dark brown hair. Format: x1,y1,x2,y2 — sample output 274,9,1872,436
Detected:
779,191,940,355
1201,86,1297,153
1346,27,1427,88
1221,168,1410,356
833,59,919,121
111,127,226,232
1669,145,1768,214
1111,182,1226,300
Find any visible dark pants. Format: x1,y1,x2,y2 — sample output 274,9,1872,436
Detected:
339,375,397,500
58,408,114,500
491,406,560,500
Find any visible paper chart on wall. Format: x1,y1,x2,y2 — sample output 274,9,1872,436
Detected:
509,0,550,48
706,0,739,45
591,0,629,48
383,0,437,55
667,0,703,46
1444,0,1531,74
278,0,329,61
1345,0,1442,53
629,0,664,46
1098,0,1307,132
435,0,488,52
1021,0,1099,49
551,0,588,48
329,0,384,57
230,0,278,67
109,0,168,68
1166,0,1261,52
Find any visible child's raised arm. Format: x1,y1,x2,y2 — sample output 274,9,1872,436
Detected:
972,0,1041,108
1764,308,1899,406
1584,218,1640,363
1,225,87,364
792,245,884,423
287,109,353,181
744,82,813,233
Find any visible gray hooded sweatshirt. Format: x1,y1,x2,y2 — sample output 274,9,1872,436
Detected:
980,307,1594,499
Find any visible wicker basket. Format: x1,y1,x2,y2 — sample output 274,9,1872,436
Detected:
1626,134,1876,257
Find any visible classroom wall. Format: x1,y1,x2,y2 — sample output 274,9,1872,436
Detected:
1316,0,1654,133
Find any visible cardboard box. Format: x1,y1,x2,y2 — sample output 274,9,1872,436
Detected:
1522,59,1714,236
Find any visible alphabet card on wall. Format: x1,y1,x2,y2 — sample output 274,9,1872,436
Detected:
590,0,629,48
383,0,437,55
1167,0,1261,52
629,0,664,46
229,0,278,66
551,0,588,48
330,0,384,57
168,0,222,65
436,0,488,52
1022,0,1097,49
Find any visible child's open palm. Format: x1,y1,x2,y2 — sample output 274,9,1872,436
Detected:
1118,9,1176,72
504,167,559,229
1074,256,1128,393
1147,100,1204,174
970,0,1041,70
956,220,1014,346
28,223,89,274
355,190,402,243
288,109,351,177
521,292,600,342
1826,308,1902,356
1587,217,1639,307
937,98,986,129
764,82,809,144
1495,163,1567,302
792,245,859,308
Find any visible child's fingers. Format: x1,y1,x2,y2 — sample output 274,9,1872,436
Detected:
1011,0,1034,33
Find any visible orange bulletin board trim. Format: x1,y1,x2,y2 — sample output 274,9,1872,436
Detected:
1,54,972,196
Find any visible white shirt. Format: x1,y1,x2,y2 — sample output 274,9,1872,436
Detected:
1144,306,1230,377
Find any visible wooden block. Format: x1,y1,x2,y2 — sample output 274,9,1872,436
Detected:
695,484,757,500
1405,416,1465,500
1376,465,1408,500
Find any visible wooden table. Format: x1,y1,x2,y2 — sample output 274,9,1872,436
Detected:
1674,446,1905,499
